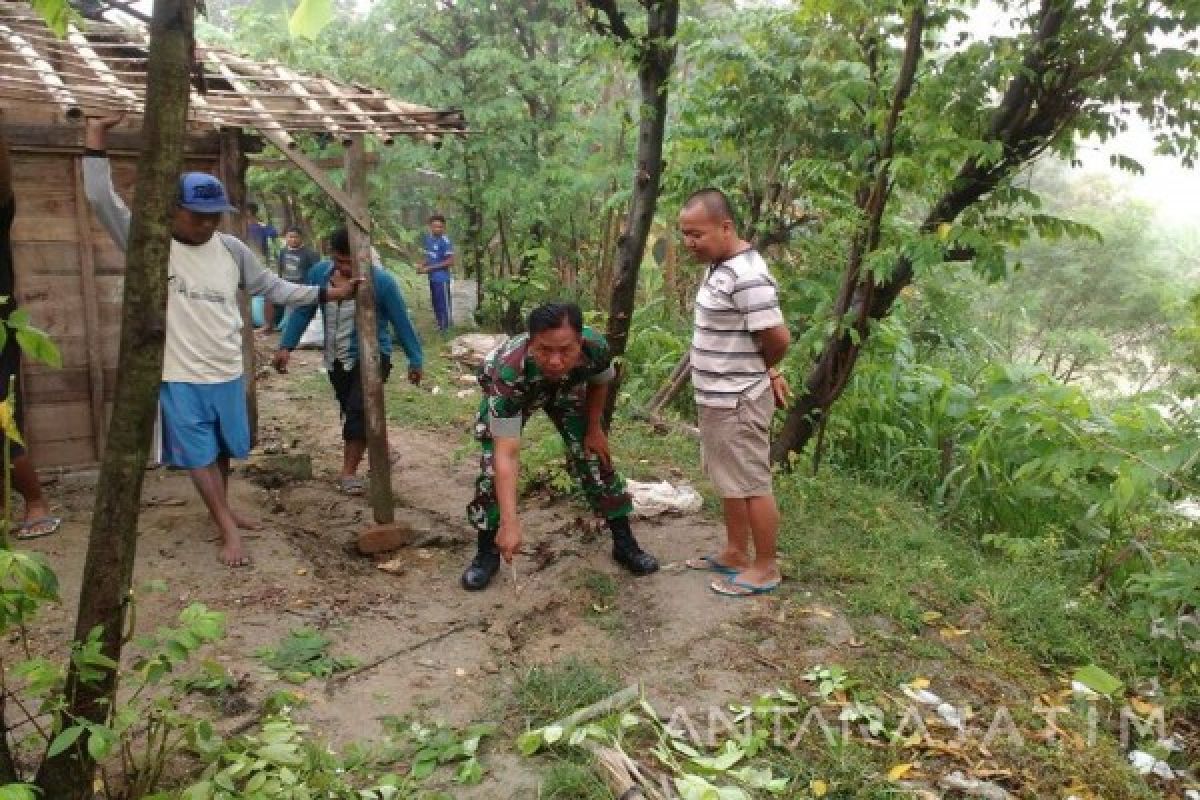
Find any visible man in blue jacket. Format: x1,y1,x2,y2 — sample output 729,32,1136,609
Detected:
273,229,424,495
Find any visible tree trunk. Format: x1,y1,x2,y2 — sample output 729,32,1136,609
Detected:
462,148,486,322
600,0,679,429
34,0,193,795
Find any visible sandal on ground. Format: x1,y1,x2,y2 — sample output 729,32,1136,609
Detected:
684,554,739,575
338,476,365,496
710,576,780,597
13,516,62,540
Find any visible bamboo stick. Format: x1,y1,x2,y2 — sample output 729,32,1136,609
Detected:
206,50,295,148
273,63,346,142
320,77,391,145
66,24,140,108
0,19,80,116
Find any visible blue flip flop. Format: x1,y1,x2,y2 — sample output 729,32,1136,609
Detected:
710,576,780,597
685,555,739,576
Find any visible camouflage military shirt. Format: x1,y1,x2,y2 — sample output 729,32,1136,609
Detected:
477,326,615,439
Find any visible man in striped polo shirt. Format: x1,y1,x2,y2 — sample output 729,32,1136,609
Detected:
680,188,791,596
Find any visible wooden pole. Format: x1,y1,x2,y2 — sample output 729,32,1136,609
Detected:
72,158,108,459
344,134,394,523
218,128,258,447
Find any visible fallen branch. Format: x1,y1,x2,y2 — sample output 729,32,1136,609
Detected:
324,620,478,691
544,684,641,732
538,685,667,800
646,353,691,417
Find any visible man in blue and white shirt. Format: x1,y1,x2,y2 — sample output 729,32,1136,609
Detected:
419,213,455,332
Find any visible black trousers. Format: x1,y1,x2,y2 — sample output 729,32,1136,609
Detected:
328,356,392,441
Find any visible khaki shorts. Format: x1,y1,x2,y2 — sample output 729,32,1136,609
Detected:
698,386,775,498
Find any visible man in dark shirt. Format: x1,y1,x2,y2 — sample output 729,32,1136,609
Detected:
265,227,320,332
0,121,60,539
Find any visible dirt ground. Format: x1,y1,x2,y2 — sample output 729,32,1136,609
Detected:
14,344,806,797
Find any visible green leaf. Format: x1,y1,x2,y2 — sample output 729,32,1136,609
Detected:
410,758,436,780
0,785,39,800
690,741,745,772
1073,664,1124,697
46,723,85,758
87,725,116,761
29,0,74,36
288,0,333,40
13,327,61,369
516,730,543,756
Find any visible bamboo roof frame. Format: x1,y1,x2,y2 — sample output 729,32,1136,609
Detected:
0,0,467,141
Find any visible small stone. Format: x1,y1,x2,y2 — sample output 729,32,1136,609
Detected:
482,662,500,674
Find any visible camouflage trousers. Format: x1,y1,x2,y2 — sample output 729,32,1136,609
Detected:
466,388,634,533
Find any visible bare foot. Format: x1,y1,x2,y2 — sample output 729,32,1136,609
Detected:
230,510,263,530
218,532,253,568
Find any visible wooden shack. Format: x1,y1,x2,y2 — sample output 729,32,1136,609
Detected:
0,0,465,468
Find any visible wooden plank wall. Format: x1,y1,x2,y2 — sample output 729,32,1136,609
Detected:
6,115,220,468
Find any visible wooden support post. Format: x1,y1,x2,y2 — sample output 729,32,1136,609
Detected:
344,134,394,523
258,128,370,232
218,127,258,447
72,158,109,459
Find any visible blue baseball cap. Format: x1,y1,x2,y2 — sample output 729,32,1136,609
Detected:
178,172,237,214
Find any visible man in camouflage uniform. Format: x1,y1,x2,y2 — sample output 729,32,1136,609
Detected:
462,302,659,590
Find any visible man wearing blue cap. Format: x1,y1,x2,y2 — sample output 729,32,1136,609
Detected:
82,115,360,568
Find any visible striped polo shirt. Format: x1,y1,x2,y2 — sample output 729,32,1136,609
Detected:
691,248,785,408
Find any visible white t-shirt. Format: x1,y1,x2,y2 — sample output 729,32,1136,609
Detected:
691,249,785,408
162,237,245,383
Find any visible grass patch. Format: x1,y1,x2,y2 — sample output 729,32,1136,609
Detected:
766,468,1178,798
776,470,1154,684
579,569,618,604
512,659,621,727
577,569,623,632
537,756,612,799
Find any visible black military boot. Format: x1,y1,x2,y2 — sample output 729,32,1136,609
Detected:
461,529,501,590
608,517,659,575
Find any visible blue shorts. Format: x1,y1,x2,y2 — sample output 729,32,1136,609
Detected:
160,378,250,469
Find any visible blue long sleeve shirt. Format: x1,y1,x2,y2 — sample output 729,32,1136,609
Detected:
280,261,424,370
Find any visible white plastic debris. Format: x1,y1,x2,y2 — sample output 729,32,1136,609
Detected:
1071,681,1100,698
1158,735,1186,753
1172,498,1200,520
937,771,1010,799
1184,789,1198,800
1128,750,1175,780
627,480,704,517
936,702,966,731
902,687,943,706
449,333,508,368
297,310,324,348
